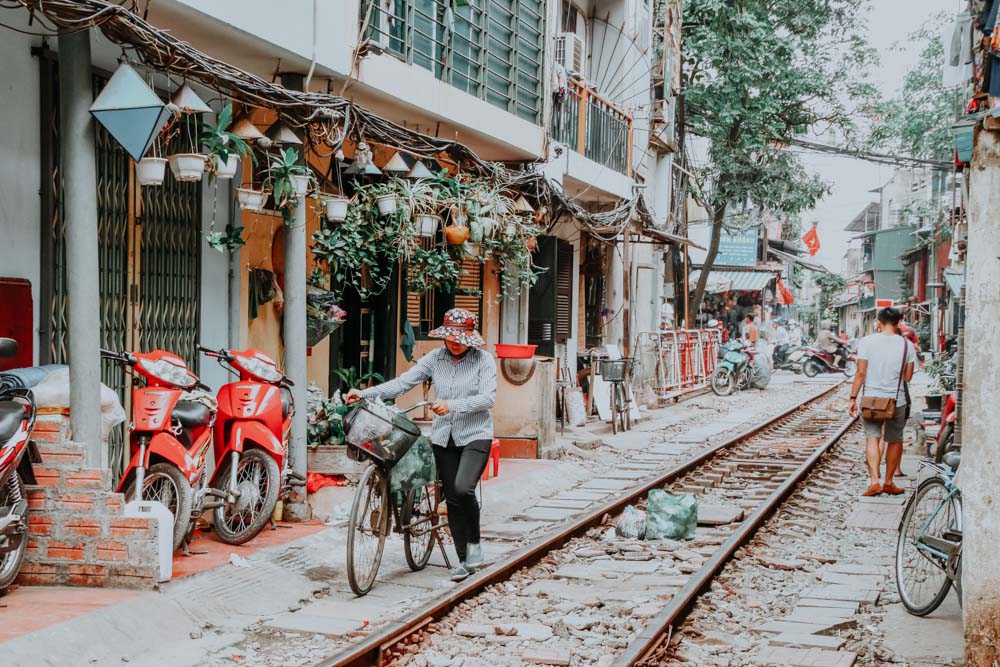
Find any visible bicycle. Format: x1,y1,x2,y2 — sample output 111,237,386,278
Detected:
598,358,632,434
895,450,963,616
343,399,452,597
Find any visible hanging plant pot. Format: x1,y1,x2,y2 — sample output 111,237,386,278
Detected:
236,187,266,212
325,196,350,222
415,214,441,238
525,236,538,252
291,174,310,197
213,153,240,180
136,157,167,186
445,222,470,245
168,153,208,182
376,193,398,216
504,222,517,237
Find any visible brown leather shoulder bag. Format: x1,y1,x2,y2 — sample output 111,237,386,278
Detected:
859,338,908,422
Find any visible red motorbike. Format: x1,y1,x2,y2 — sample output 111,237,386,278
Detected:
198,346,293,545
103,348,215,551
0,338,42,591
801,345,857,378
934,393,958,464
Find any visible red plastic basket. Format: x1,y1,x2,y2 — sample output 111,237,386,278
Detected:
495,343,537,359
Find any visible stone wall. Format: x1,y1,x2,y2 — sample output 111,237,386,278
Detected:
19,412,160,589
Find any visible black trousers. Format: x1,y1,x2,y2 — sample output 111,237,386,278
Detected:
433,438,491,562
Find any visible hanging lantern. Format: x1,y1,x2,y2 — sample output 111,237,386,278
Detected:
345,140,382,176
406,159,434,179
169,83,212,114
230,113,265,141
266,119,303,145
515,195,535,215
383,151,410,173
89,62,171,162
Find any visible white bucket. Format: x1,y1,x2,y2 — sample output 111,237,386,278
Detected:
124,500,174,582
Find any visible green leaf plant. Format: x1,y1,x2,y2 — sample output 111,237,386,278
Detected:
200,103,256,172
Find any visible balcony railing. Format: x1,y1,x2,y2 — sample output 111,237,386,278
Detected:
360,0,544,125
551,80,633,176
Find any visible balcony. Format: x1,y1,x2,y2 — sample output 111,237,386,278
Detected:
361,0,544,125
551,80,633,176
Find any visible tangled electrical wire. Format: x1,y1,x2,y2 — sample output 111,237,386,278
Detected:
10,0,658,239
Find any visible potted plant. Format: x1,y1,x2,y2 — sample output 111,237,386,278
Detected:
445,218,470,245
395,178,441,238
325,195,350,222
375,191,398,216
168,113,208,181
137,155,167,186
266,147,313,226
236,187,267,212
201,102,255,180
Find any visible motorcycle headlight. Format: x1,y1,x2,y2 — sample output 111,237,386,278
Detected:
138,357,197,389
235,354,283,383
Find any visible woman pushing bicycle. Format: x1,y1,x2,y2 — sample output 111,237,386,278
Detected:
346,308,496,582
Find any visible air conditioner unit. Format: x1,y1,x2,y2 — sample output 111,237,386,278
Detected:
555,32,585,75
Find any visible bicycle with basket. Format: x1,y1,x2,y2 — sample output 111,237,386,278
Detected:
342,398,451,596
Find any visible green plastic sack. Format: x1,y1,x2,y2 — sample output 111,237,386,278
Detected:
389,436,436,502
645,490,698,540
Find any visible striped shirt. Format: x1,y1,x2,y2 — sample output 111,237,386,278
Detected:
361,347,496,447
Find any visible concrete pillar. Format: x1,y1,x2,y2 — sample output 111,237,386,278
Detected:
282,194,310,521
961,127,1000,664
605,239,625,349
58,31,102,465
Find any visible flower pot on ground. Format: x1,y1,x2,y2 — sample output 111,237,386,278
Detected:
325,196,350,222
168,153,207,182
416,214,441,238
212,153,239,179
236,187,266,212
376,193,398,216
136,157,167,186
444,222,470,245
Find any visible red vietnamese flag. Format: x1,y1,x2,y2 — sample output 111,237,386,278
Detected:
802,225,821,257
776,277,794,305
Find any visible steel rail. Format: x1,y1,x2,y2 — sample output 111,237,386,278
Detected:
314,381,844,667
615,413,859,666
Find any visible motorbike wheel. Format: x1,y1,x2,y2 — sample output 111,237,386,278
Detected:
711,367,735,396
844,359,858,378
803,359,822,378
125,463,193,552
213,449,280,546
0,474,27,593
933,424,958,466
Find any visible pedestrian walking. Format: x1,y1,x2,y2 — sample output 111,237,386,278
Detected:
848,307,917,497
346,308,496,581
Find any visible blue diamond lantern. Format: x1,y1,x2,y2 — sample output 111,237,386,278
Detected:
90,62,171,162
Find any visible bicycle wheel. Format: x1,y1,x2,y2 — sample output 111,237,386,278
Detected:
609,384,619,435
621,384,631,431
896,477,962,616
347,465,390,596
402,485,436,571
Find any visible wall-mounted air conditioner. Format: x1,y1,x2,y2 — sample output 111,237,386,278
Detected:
555,32,585,75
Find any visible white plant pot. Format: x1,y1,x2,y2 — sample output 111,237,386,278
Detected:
505,222,517,237
213,153,239,180
136,157,167,186
376,193,398,216
325,196,350,222
416,214,441,238
236,187,266,212
464,242,481,258
168,153,207,182
291,174,310,197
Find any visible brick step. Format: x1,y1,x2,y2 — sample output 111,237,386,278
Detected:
33,440,87,470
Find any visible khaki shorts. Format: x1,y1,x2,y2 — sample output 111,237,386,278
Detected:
861,403,907,443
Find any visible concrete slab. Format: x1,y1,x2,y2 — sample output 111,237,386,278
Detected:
754,620,837,636
519,580,601,604
819,572,884,589
514,506,583,522
796,598,860,612
881,592,964,665
480,520,550,538
550,490,612,501
578,477,634,491
697,505,745,526
801,587,880,604
534,498,594,510
265,611,364,636
755,645,857,667
826,563,890,576
768,633,846,650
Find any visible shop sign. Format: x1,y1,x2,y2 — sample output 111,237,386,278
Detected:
716,229,759,267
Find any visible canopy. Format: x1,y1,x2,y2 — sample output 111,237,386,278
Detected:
688,270,775,293
943,268,965,297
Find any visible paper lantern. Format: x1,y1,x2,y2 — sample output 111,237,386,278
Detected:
230,113,265,141
266,120,302,145
170,83,212,114
406,159,435,179
89,62,171,162
383,151,410,172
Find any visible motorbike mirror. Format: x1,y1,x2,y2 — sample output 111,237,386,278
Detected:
0,338,17,360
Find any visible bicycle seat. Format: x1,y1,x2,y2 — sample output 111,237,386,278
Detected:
943,450,962,470
0,400,24,443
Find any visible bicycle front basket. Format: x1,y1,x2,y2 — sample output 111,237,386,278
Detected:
344,400,395,446
598,359,630,382
345,401,422,467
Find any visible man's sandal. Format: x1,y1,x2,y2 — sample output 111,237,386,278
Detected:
862,483,883,497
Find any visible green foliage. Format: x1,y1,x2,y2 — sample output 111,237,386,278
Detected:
200,103,256,166
815,272,847,314
266,147,313,227
924,352,956,393
333,366,385,390
203,223,245,254
867,14,955,161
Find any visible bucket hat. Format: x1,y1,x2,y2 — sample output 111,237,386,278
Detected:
429,308,485,348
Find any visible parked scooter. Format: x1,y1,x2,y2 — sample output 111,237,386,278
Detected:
102,349,215,551
800,345,857,378
772,343,805,373
198,346,293,545
0,338,42,591
711,339,755,396
934,391,958,465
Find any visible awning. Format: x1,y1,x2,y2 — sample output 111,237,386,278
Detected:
688,270,776,293
767,247,830,273
943,268,964,296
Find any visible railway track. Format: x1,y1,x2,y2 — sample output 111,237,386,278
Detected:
316,382,854,667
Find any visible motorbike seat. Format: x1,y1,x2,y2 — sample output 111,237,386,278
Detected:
173,401,213,430
280,387,292,419
0,400,25,443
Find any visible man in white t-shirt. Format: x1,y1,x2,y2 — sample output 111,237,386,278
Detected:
848,307,917,497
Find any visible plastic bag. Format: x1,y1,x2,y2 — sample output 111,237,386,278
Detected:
750,354,772,390
565,389,587,427
645,490,698,541
31,368,126,442
615,504,647,539
389,436,436,501
306,286,346,347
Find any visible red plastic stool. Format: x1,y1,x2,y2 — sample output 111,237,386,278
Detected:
481,438,501,480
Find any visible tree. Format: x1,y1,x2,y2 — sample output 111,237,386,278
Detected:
868,14,954,161
680,0,876,317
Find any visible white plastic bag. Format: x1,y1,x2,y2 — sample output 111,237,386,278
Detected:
615,504,647,539
32,368,126,442
565,389,587,427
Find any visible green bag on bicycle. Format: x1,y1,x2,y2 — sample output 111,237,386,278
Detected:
389,436,437,502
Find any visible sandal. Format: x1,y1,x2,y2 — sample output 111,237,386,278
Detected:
882,483,906,495
862,483,883,497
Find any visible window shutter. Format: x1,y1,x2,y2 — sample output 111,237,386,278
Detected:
528,236,558,356
556,240,573,342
